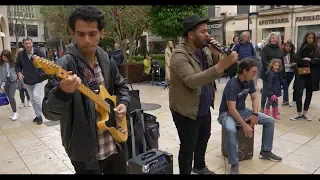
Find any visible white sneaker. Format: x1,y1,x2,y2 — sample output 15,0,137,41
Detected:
12,113,18,121
20,103,25,108
289,101,296,107
28,101,32,107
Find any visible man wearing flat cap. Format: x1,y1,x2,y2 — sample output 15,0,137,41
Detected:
169,14,238,174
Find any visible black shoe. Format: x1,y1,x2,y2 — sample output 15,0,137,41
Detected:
192,166,215,174
33,117,38,122
33,116,43,125
290,115,303,121
230,163,239,174
37,116,43,125
259,151,282,162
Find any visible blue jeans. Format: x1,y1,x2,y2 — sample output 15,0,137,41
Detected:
26,82,43,117
283,72,295,102
217,108,275,165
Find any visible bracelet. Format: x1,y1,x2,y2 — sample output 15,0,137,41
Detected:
252,112,258,116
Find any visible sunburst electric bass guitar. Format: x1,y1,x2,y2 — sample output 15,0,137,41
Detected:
32,55,128,143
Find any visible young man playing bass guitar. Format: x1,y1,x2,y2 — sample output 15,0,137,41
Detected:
42,6,131,174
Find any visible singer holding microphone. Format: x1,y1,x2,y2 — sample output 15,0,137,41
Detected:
169,14,238,174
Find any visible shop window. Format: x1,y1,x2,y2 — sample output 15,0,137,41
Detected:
262,28,285,41
297,25,320,49
208,6,215,18
9,23,25,37
237,5,250,15
26,25,38,37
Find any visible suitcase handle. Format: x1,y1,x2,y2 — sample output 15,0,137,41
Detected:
141,150,156,160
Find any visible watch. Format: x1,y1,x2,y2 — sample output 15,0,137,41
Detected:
252,112,258,116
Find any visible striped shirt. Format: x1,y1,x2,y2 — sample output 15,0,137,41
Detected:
93,57,118,160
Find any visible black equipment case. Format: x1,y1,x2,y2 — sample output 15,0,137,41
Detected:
126,109,173,174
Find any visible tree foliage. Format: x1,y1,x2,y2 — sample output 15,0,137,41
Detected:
7,6,39,52
101,5,151,63
148,6,207,40
39,6,75,44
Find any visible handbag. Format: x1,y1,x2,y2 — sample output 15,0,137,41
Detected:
124,78,141,113
0,90,9,106
298,67,311,75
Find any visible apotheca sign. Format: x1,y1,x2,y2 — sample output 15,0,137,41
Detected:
259,18,289,25
208,24,222,29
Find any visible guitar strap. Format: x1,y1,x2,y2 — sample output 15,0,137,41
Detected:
76,57,100,94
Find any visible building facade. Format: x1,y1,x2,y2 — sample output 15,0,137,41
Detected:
207,5,251,45
218,5,320,49
0,6,11,53
6,5,46,55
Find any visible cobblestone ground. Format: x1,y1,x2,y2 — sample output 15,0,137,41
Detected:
1,78,320,174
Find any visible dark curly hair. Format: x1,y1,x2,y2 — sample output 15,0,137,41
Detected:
68,6,105,32
238,57,259,74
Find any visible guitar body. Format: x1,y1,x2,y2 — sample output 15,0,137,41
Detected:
96,85,128,143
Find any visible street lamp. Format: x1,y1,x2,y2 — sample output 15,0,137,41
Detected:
248,12,259,45
248,12,259,31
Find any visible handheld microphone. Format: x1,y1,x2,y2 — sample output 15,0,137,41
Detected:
206,39,232,56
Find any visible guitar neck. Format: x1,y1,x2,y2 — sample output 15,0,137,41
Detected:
77,83,109,111
31,55,109,112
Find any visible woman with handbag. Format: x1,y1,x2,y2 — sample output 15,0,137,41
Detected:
291,31,320,121
0,50,18,120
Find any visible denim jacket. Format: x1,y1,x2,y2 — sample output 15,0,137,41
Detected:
0,63,17,84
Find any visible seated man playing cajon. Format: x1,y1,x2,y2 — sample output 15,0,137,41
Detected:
217,58,282,174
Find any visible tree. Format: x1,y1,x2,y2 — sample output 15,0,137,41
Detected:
7,6,39,52
148,6,207,43
101,6,150,62
100,6,151,78
40,6,74,50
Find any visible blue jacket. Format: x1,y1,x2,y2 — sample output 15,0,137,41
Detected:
232,40,256,61
15,47,47,85
266,70,282,97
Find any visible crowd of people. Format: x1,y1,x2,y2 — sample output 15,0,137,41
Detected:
0,6,319,175
168,15,320,174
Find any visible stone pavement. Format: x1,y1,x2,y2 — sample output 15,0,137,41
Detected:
1,78,320,174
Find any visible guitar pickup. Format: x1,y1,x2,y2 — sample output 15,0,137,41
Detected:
116,126,127,133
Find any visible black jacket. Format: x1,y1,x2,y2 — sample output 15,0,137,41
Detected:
260,44,285,81
266,70,282,97
15,47,47,85
111,48,124,66
42,43,130,170
294,45,320,91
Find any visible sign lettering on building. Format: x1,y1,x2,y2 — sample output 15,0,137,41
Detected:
259,18,289,25
296,15,320,22
208,24,222,29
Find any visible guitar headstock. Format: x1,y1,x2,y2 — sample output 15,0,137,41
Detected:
32,55,69,79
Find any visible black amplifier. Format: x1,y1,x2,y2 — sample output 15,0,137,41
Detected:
221,123,254,161
127,149,173,174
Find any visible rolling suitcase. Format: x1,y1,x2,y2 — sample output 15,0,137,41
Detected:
126,109,173,174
